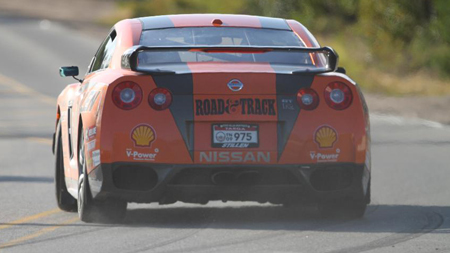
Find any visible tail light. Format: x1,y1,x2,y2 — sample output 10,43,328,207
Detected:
148,88,172,110
324,82,352,110
112,81,142,110
297,88,319,110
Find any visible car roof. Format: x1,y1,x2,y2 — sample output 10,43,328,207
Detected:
137,14,292,31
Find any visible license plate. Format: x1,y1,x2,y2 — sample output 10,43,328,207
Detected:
212,124,259,148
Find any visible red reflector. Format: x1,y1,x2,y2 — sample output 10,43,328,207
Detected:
148,88,173,111
212,19,223,26
112,81,142,110
324,82,352,110
297,88,319,110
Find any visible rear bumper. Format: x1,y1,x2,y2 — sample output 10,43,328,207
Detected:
88,162,370,205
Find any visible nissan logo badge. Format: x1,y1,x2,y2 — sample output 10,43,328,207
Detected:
227,79,244,91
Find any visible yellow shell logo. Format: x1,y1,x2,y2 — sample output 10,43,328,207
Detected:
131,124,156,147
314,125,337,148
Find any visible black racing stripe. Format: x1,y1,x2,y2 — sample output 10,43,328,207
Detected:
275,73,314,95
275,72,314,161
151,67,194,161
259,17,291,30
139,16,175,30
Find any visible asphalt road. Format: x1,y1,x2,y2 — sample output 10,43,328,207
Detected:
0,16,449,253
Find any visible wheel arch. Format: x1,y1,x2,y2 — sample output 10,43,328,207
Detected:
52,106,62,154
77,114,85,177
77,110,99,176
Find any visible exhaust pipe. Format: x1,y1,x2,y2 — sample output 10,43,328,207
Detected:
211,171,235,185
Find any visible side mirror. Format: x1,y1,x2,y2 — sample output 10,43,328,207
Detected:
336,67,346,74
59,66,82,83
59,66,79,77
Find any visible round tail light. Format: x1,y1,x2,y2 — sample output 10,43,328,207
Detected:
324,82,352,110
148,88,172,110
297,88,319,110
112,81,142,110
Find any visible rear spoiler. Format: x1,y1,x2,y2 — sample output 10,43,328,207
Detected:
121,45,339,75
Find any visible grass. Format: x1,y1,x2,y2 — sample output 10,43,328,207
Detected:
319,34,450,96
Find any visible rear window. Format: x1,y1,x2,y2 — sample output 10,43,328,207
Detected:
140,27,305,47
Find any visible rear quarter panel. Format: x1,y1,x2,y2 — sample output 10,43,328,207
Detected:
279,73,369,166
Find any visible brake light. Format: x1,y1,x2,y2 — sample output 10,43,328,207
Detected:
148,88,172,110
297,88,319,110
112,81,142,110
324,82,352,110
212,19,223,26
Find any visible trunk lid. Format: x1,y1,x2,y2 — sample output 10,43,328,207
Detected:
151,63,314,165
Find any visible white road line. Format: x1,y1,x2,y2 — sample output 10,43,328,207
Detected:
370,113,445,129
0,73,56,105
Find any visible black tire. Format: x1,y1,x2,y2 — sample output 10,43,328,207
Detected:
55,122,77,212
318,180,370,219
77,172,95,222
77,128,127,223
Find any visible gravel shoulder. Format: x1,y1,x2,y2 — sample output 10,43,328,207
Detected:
365,94,450,125
1,0,449,125
0,0,116,23
0,0,115,39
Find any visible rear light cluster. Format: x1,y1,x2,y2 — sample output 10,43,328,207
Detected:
297,82,352,110
112,82,142,110
112,81,351,111
296,88,319,110
148,87,172,111
112,82,173,111
324,82,352,110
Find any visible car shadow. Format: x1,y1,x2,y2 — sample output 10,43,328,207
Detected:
121,203,449,234
1,204,446,235
0,204,447,252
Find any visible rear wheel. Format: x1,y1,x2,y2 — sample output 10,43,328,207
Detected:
318,180,370,219
77,128,127,223
77,173,127,223
54,122,77,212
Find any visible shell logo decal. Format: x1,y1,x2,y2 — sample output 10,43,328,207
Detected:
314,125,337,148
131,124,156,147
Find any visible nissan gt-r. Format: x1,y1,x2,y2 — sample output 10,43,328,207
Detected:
53,14,371,222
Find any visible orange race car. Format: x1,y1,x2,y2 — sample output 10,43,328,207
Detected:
53,14,371,222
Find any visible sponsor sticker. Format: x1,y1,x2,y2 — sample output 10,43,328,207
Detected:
92,150,100,167
314,125,337,149
310,149,340,162
281,98,295,110
195,98,276,116
126,148,158,161
131,124,156,147
86,140,96,151
86,158,93,167
199,151,270,163
85,126,97,141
